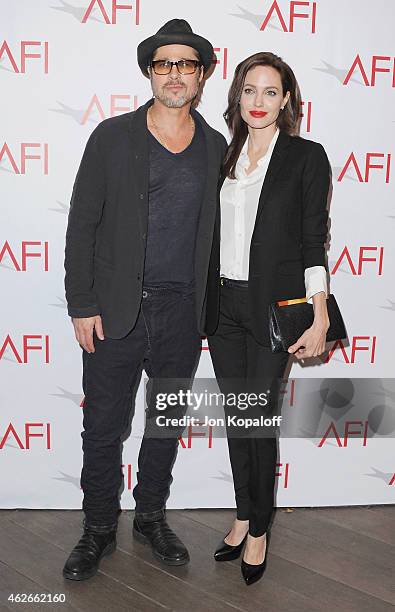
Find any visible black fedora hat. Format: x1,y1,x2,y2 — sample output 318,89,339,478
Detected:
137,19,214,77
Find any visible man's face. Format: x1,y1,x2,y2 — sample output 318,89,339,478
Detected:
149,44,203,108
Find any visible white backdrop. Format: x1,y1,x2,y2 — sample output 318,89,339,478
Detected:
1,0,394,510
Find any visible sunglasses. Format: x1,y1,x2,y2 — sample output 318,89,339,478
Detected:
150,59,201,75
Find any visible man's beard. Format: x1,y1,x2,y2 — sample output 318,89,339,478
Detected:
152,80,199,108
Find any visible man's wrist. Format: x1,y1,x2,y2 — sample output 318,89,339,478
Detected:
67,305,100,318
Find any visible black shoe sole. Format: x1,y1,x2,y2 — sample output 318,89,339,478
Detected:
132,527,189,566
62,540,116,581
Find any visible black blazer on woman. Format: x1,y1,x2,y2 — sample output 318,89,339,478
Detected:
205,130,331,346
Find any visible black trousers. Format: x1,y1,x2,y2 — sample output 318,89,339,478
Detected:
80,285,201,528
208,280,290,537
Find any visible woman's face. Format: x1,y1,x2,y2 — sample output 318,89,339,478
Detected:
239,65,290,130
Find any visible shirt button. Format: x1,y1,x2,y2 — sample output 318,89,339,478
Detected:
142,233,146,240
139,193,144,200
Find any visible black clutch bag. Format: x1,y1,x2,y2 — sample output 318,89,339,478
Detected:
269,294,347,353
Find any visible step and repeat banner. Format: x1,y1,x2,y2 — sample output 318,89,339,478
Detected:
1,0,394,509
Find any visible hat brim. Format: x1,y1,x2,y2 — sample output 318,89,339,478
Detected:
137,32,214,77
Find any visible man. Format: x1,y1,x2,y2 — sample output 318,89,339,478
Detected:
63,19,226,580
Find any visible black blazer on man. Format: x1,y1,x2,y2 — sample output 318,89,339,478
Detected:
207,130,331,347
64,99,227,338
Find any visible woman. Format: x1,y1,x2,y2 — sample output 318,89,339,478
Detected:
208,52,331,585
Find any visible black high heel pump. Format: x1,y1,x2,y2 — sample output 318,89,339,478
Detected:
241,531,270,585
214,531,248,562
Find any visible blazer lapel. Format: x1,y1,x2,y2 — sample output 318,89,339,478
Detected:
127,98,153,236
190,108,221,314
192,107,219,237
253,130,292,227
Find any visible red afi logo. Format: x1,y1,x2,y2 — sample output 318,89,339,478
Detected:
318,421,369,447
332,246,384,276
212,48,228,80
279,379,297,407
325,338,377,364
338,153,391,183
0,241,49,272
0,423,51,450
260,1,317,33
0,335,50,364
0,41,49,73
275,462,290,488
0,143,49,175
121,463,133,489
300,101,312,132
81,95,139,123
343,55,395,87
179,422,214,449
81,0,140,25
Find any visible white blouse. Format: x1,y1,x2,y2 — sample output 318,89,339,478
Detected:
220,128,327,303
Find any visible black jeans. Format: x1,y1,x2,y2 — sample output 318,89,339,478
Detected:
208,280,290,537
80,285,201,528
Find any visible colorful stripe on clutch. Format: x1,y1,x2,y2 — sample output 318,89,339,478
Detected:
277,297,307,307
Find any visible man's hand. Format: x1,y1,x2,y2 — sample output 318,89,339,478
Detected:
72,315,104,353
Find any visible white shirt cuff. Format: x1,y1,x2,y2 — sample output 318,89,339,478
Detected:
305,266,328,303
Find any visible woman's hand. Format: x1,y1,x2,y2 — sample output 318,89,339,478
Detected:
287,292,329,359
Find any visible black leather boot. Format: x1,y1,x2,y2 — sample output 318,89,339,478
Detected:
63,521,117,581
133,510,189,566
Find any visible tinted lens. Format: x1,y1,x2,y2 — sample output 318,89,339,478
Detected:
178,60,198,74
151,60,198,75
153,60,170,74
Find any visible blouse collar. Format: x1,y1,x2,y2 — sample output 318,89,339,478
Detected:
238,128,280,171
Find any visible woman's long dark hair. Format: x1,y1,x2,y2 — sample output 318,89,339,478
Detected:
223,52,301,179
